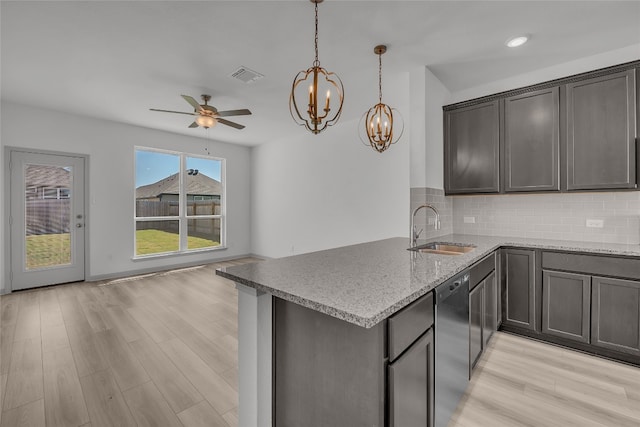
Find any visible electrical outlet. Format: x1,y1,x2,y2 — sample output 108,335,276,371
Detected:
586,219,604,228
463,216,476,224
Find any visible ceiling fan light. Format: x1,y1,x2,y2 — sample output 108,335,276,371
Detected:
195,115,216,128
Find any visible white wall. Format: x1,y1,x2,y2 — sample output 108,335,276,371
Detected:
424,68,451,190
409,67,451,190
251,74,410,259
409,67,427,188
1,101,252,294
448,44,640,104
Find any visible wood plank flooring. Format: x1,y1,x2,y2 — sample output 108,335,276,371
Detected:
449,332,640,427
0,258,258,427
1,257,639,427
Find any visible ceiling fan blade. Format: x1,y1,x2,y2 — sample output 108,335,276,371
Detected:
215,109,252,118
181,95,203,112
188,122,199,128
150,108,197,116
217,118,245,130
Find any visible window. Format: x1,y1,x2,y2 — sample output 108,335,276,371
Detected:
134,147,225,257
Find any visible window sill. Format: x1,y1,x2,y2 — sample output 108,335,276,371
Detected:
132,245,228,261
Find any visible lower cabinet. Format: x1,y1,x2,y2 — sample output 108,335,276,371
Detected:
469,284,484,370
507,250,640,365
591,276,640,356
469,270,498,373
502,249,536,331
388,329,435,427
542,270,591,343
274,292,435,427
483,271,497,346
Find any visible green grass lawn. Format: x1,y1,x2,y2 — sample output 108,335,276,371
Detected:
26,233,71,269
136,229,219,255
25,231,219,266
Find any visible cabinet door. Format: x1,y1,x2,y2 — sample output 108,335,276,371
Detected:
444,100,500,194
504,87,559,192
591,276,640,356
469,283,484,372
566,69,637,190
502,249,536,330
483,271,497,347
542,270,591,343
388,329,435,427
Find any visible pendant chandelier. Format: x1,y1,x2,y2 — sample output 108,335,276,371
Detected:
360,45,404,153
289,0,344,135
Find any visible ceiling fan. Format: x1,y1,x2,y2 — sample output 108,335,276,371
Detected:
150,94,251,129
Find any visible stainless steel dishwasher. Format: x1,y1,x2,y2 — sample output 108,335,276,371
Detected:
434,272,470,427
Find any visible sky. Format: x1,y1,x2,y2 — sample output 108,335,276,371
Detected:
135,150,222,188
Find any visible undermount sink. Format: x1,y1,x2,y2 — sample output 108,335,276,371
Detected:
408,242,476,255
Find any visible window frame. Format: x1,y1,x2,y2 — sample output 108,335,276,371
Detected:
134,146,226,258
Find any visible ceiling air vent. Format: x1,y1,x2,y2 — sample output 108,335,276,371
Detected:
229,66,264,84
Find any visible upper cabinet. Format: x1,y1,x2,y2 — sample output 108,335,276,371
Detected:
503,87,560,192
444,100,500,194
565,69,637,190
443,62,639,195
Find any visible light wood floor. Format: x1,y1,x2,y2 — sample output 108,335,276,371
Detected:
449,332,640,427
0,258,260,427
2,259,639,427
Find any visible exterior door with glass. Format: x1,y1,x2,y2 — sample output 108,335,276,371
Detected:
10,151,85,290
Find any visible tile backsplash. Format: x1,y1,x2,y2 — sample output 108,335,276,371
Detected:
411,188,640,245
451,191,640,245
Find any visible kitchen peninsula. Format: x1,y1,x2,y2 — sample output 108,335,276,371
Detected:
216,235,640,427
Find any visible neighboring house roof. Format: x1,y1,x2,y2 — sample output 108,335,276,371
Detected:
136,172,222,199
26,165,70,188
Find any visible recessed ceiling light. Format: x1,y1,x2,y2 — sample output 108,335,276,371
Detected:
505,35,529,48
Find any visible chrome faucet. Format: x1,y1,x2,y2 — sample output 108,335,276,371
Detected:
410,204,441,247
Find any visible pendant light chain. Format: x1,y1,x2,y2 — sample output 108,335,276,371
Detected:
313,1,319,66
378,51,383,104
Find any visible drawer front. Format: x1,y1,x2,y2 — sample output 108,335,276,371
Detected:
388,292,434,362
470,252,496,290
542,251,640,281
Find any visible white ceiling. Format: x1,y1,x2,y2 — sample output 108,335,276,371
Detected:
2,1,639,146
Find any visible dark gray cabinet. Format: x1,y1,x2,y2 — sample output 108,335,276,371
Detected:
503,87,560,192
542,270,591,343
469,284,483,370
274,291,435,427
388,329,435,427
565,69,637,190
591,276,640,356
483,271,497,347
469,254,498,374
274,298,385,427
444,100,500,194
443,62,639,195
502,249,536,331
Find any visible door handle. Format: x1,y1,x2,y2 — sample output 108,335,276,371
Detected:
76,223,83,228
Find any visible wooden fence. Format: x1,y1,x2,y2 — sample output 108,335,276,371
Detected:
26,200,70,235
136,200,221,242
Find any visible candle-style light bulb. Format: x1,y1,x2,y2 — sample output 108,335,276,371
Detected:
325,90,330,110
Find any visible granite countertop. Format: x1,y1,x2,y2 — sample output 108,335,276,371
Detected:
216,234,640,328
